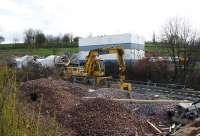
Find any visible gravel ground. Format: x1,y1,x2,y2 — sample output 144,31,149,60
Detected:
20,78,178,136
87,88,129,99
64,98,156,136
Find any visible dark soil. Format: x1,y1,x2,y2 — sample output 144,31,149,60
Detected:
20,78,81,117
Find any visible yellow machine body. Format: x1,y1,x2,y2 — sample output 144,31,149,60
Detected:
120,82,132,97
66,46,132,94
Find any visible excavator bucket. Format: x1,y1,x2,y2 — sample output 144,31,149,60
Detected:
120,82,132,98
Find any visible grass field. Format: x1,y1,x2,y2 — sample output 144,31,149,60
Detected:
145,43,170,56
0,44,193,57
0,44,157,56
0,48,79,56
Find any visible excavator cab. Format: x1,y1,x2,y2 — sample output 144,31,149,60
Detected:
93,59,105,76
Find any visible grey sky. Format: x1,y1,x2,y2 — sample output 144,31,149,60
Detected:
0,0,200,43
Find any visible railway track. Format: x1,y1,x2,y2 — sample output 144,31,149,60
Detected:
133,83,200,101
112,79,199,101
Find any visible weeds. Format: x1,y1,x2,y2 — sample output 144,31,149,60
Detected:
0,66,63,136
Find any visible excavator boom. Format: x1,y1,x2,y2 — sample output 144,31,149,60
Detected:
84,46,126,80
66,45,132,97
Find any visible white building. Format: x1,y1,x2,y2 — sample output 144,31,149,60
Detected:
78,33,145,60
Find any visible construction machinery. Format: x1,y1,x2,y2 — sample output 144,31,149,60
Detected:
66,46,132,95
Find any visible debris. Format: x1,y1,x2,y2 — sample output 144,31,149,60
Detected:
168,99,200,125
147,120,163,134
88,89,96,92
83,97,191,104
87,88,129,99
171,118,200,136
154,94,160,98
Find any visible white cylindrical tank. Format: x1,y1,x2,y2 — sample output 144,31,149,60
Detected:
36,55,66,68
36,55,57,68
15,55,35,69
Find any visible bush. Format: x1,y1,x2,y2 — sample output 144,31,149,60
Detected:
127,59,173,82
186,70,200,90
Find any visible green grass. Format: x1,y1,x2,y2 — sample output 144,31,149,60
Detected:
0,48,79,56
145,43,170,56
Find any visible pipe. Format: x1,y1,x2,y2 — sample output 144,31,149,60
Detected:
82,97,192,104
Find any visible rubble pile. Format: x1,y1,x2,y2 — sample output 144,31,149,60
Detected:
20,79,81,116
64,98,155,136
61,83,89,97
19,78,176,136
20,78,89,96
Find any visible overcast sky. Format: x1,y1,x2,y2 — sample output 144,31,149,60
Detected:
0,0,200,43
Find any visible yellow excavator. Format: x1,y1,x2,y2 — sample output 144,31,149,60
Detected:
66,46,132,96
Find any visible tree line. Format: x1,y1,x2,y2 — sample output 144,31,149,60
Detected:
135,17,200,89
0,28,79,48
160,17,200,84
0,36,5,43
24,28,79,48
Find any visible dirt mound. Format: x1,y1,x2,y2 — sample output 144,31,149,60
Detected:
64,98,153,136
21,78,89,96
61,83,89,97
20,78,80,116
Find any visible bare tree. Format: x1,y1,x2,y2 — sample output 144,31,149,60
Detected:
24,29,46,48
13,37,19,44
35,30,46,47
12,37,19,48
73,36,79,47
152,32,156,43
46,34,54,43
24,28,36,48
62,34,70,44
161,17,199,83
0,36,5,43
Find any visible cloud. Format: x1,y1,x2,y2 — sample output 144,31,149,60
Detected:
0,0,200,43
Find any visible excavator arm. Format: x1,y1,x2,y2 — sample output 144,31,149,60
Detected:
66,45,132,97
84,46,132,96
84,46,125,78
